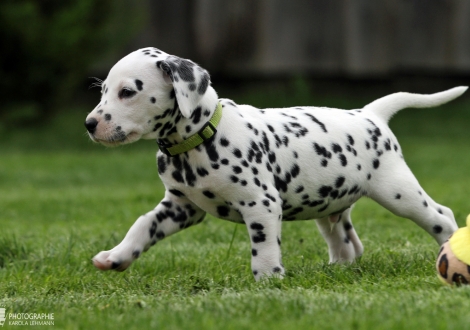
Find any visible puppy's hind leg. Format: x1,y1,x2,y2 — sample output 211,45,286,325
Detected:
368,162,457,245
315,207,363,263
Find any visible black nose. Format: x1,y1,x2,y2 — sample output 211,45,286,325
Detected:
85,118,98,134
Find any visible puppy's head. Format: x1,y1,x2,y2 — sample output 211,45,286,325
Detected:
85,48,212,147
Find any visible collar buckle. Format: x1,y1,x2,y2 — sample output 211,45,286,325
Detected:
197,121,217,142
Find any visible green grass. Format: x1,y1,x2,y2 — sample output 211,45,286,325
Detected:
1,85,470,329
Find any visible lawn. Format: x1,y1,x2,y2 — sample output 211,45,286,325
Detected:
1,84,470,329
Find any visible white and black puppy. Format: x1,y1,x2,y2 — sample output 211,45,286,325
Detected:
85,47,466,281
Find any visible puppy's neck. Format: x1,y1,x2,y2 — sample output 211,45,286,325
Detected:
170,86,220,143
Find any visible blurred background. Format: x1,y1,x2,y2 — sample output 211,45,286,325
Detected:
1,0,470,131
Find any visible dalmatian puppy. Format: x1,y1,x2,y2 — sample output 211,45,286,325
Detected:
85,47,467,281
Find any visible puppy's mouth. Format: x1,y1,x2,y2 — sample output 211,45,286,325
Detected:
89,131,140,147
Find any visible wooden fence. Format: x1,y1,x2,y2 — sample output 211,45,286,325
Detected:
129,0,470,77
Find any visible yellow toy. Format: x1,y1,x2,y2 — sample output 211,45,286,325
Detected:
436,214,470,285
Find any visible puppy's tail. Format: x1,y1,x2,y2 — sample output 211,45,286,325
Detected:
363,86,468,123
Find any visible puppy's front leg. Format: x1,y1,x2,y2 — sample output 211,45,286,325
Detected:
92,190,206,271
245,206,284,281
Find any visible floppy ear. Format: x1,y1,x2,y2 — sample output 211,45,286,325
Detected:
156,56,211,118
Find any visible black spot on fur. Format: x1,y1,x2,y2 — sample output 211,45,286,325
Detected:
203,190,215,199
161,200,172,208
250,222,264,230
384,139,391,150
169,189,185,197
191,106,202,124
395,193,401,199
344,222,353,231
157,156,167,174
204,139,219,162
132,250,141,259
433,225,443,234
338,190,347,199
172,171,184,183
290,164,300,178
372,159,380,169
220,137,230,147
314,143,332,158
197,167,209,177
233,166,242,174
135,79,143,91
272,267,281,273
233,148,242,158
332,143,342,153
347,134,354,145
182,160,196,186
176,58,196,82
319,186,333,198
305,113,327,132
335,176,345,188
268,152,276,164
198,73,210,95
348,185,359,195
274,175,288,193
217,206,230,217
252,230,266,243
149,221,157,238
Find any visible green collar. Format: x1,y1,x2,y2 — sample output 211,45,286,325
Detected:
157,102,222,157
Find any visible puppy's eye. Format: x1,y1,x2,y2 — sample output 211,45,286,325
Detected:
119,88,136,99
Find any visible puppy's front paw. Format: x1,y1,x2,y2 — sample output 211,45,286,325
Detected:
253,265,285,281
92,249,136,272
